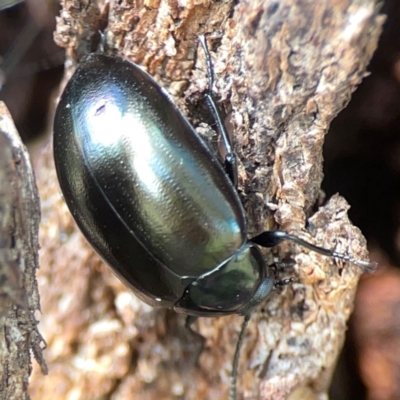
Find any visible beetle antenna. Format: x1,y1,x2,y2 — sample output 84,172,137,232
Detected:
229,313,251,400
251,230,377,273
198,34,238,187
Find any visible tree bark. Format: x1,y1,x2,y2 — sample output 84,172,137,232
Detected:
31,0,383,399
0,102,46,400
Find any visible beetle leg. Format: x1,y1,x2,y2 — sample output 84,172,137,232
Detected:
251,230,376,272
229,313,251,400
230,279,292,399
269,259,297,272
198,35,238,187
273,277,296,289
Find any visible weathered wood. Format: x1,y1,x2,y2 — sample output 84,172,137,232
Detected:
0,101,46,400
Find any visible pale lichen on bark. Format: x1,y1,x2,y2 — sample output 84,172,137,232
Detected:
30,0,383,399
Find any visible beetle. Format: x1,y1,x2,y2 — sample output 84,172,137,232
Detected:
53,36,375,398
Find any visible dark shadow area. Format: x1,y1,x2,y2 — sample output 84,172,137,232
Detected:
0,1,64,143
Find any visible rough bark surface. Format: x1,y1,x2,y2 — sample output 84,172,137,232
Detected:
0,102,46,400
30,0,383,399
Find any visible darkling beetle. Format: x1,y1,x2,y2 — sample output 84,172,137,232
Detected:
53,35,375,398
